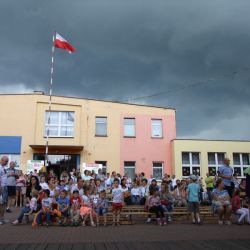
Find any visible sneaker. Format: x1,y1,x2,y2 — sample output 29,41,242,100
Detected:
91,222,96,227
82,221,86,227
11,220,19,225
116,222,120,227
218,220,223,226
225,221,231,225
6,208,12,213
0,221,4,225
146,218,151,223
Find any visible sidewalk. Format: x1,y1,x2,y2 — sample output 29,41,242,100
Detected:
0,207,249,249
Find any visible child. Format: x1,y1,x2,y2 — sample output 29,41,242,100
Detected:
187,175,201,225
146,188,165,226
111,178,124,226
80,186,96,227
12,190,38,225
56,189,70,226
96,190,109,226
232,189,250,225
131,181,141,205
70,190,81,226
36,189,53,226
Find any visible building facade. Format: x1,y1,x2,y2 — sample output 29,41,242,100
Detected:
0,93,176,179
172,139,250,180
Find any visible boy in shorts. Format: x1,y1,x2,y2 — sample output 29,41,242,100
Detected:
111,178,124,226
96,190,109,226
187,175,201,225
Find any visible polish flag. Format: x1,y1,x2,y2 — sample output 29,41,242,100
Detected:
54,33,76,53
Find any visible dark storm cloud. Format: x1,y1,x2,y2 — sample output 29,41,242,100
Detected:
0,0,250,139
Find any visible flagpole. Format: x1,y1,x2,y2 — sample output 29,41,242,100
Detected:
45,31,56,169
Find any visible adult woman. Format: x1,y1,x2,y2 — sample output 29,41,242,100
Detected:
15,170,26,207
48,177,58,198
173,182,187,207
212,179,232,225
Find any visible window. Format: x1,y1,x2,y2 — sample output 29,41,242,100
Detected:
124,161,135,179
95,161,107,175
151,119,163,138
95,117,107,136
208,153,225,176
182,152,201,177
233,153,250,177
124,118,135,137
45,111,74,137
153,162,163,180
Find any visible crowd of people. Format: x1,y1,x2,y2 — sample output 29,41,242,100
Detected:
0,156,249,227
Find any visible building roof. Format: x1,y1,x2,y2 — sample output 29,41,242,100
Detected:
0,92,176,111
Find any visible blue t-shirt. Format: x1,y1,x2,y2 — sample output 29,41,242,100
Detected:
57,197,70,211
187,183,200,202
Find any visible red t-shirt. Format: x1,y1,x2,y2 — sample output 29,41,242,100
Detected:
231,195,241,212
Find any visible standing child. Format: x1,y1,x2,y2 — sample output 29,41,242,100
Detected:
80,186,96,227
111,178,124,226
187,175,201,225
36,189,53,226
96,190,109,226
70,190,81,226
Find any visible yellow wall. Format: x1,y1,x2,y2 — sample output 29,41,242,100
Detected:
172,139,250,180
0,94,175,174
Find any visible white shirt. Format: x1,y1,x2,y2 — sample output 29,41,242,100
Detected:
71,184,84,196
131,187,141,196
112,187,123,204
0,165,7,187
40,182,49,190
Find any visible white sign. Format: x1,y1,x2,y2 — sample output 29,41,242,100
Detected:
82,163,102,174
26,160,44,174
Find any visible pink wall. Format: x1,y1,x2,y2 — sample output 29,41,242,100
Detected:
120,114,176,178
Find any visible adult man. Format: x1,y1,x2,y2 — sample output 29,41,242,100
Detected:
71,177,85,196
218,158,234,198
0,156,9,225
6,161,18,212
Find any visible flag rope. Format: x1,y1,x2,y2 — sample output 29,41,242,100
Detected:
45,31,56,168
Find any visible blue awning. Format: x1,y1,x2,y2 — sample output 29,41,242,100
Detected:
0,136,22,154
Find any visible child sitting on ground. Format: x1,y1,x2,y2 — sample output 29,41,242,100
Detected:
70,190,81,226
35,189,53,226
96,190,109,226
80,186,96,227
56,189,70,226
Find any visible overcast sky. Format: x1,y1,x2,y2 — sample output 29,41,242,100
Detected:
0,0,250,140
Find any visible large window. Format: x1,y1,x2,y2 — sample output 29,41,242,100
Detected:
153,162,163,180
233,153,250,177
95,117,107,136
124,118,136,137
151,119,163,138
182,152,201,177
208,153,225,176
124,161,135,179
45,111,74,137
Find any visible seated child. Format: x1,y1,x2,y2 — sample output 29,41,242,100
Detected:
35,189,53,226
70,189,81,226
96,190,109,226
80,186,96,227
12,190,38,225
56,189,70,226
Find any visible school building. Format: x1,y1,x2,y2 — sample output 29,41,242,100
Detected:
0,93,249,180
0,92,176,179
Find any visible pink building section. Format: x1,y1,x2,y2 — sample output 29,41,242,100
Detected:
120,114,176,178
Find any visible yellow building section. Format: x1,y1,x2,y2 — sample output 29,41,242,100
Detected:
171,139,250,180
0,93,175,174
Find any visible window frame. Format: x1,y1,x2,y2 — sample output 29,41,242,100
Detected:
208,152,225,176
44,111,75,138
124,161,136,179
123,118,136,137
95,116,107,137
152,162,164,181
151,119,163,138
233,153,250,177
181,152,201,177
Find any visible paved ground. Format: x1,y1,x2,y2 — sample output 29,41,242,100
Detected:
0,207,249,249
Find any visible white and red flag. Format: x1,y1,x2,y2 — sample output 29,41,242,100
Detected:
54,33,76,53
